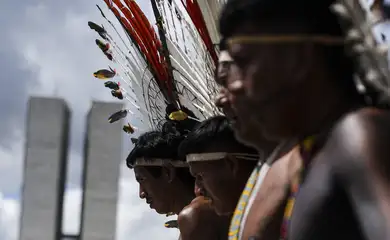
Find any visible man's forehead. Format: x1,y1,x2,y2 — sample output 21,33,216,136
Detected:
189,161,212,173
230,21,317,38
134,166,157,175
219,50,233,62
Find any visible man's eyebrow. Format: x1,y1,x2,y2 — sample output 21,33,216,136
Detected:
134,174,143,180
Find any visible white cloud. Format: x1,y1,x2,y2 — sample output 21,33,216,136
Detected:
62,188,82,235
0,145,23,196
0,194,19,240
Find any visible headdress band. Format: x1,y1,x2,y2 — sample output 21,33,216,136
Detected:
133,157,188,168
227,35,345,46
186,152,259,163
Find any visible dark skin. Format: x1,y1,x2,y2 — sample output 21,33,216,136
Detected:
134,165,230,240
215,51,277,152
134,165,193,214
188,155,255,216
194,182,202,197
178,196,231,240
223,18,390,240
290,109,390,240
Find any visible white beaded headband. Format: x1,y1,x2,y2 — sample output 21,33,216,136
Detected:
186,152,260,163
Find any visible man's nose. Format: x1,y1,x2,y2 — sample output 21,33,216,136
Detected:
194,185,202,197
195,179,207,196
139,186,146,199
214,89,229,108
218,69,228,84
228,78,244,95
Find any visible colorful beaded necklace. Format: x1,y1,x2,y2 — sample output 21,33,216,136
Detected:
228,164,261,240
228,140,296,240
280,136,316,240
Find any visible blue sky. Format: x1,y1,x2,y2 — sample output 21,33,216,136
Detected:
0,0,178,239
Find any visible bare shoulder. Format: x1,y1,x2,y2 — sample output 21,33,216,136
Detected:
178,197,218,240
320,107,390,173
178,197,213,225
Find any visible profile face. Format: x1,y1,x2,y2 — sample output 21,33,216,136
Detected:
215,50,260,143
134,166,175,214
225,21,321,140
188,160,237,215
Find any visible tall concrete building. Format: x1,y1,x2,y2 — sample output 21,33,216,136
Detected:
20,97,123,240
20,97,70,240
80,102,123,240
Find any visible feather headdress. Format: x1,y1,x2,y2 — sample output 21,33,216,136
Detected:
87,0,226,136
332,0,390,104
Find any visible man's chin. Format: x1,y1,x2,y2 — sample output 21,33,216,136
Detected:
153,206,168,215
155,209,166,215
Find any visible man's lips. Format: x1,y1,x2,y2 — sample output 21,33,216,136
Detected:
147,200,154,209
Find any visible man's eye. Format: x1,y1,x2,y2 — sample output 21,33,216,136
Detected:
195,174,203,181
230,48,250,69
136,177,145,182
232,55,249,69
219,61,232,69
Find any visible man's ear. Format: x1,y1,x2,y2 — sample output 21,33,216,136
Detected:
162,164,176,183
225,154,239,177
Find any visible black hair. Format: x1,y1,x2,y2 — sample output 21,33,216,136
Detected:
178,115,257,158
219,38,228,51
385,2,390,19
131,138,138,144
219,0,373,105
220,0,343,38
127,131,161,170
163,104,198,135
126,130,184,168
126,128,194,187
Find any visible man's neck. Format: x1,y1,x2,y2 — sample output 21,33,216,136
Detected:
300,91,358,140
287,73,361,141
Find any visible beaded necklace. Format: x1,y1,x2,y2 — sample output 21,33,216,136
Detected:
228,164,261,240
280,137,316,240
228,140,296,240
